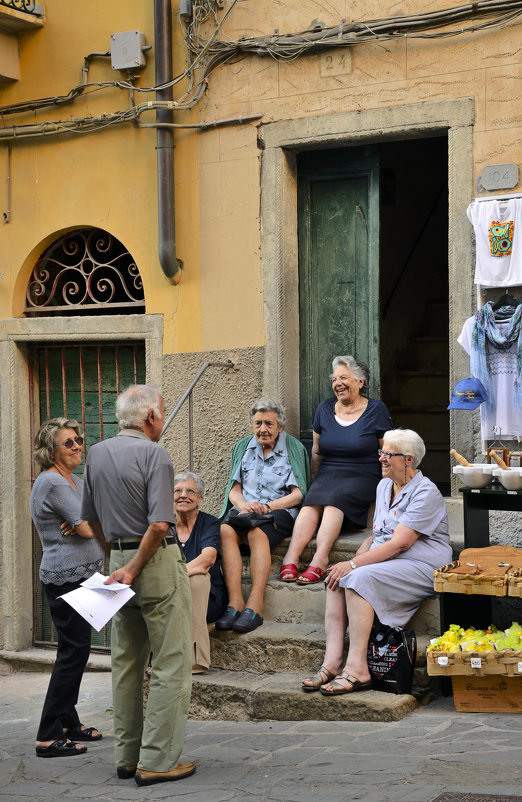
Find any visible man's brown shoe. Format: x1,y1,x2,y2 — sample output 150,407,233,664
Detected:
134,762,196,786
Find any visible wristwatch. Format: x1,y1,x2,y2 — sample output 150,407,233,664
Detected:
349,559,357,570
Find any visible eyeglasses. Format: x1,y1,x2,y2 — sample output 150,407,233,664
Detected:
57,436,84,449
378,449,407,459
174,488,199,496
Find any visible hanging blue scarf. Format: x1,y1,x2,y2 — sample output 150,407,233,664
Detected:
471,302,522,416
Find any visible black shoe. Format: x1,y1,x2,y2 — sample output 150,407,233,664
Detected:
117,765,137,779
66,725,102,742
214,606,241,630
231,608,263,633
35,739,87,758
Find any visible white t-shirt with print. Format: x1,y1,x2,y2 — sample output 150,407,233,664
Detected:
467,198,522,287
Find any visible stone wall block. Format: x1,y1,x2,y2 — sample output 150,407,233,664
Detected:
162,347,265,516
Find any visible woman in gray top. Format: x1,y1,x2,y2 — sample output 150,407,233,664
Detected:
31,418,105,758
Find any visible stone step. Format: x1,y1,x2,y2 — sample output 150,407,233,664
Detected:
202,496,464,722
211,620,326,673
425,301,449,338
189,669,419,722
422,448,452,486
240,574,442,631
414,336,449,365
389,406,449,444
210,619,434,674
399,371,448,406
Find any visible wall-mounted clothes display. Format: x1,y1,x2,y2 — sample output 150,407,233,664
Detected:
457,301,522,440
467,198,522,286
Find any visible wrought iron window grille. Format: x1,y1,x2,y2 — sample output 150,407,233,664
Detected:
0,0,43,16
25,228,145,316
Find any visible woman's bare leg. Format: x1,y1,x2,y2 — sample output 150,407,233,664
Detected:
310,506,345,571
219,524,245,612
281,506,322,566
245,527,271,616
302,585,345,688
322,589,373,691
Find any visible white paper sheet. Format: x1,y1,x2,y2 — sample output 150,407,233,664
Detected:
59,572,135,631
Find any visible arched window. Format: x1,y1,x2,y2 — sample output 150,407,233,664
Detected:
24,228,145,316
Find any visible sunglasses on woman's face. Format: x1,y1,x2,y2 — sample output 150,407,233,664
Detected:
57,436,84,449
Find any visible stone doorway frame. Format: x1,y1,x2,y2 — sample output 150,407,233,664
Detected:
258,98,475,475
0,314,163,651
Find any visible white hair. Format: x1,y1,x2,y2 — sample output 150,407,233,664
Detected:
382,428,426,469
250,398,287,427
174,472,205,497
116,385,162,429
331,355,369,392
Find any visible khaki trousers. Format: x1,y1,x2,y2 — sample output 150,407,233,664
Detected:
189,573,211,671
110,542,192,772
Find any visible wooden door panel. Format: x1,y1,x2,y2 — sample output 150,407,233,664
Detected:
298,149,379,449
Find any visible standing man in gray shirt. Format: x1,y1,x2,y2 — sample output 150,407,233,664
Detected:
81,385,194,787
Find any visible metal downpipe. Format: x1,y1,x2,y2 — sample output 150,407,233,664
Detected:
154,0,182,283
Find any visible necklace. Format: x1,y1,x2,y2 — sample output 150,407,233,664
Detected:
335,397,367,420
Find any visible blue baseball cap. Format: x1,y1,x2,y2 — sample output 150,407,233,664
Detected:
447,378,488,410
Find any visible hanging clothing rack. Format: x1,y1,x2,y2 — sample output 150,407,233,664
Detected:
467,191,522,452
474,191,522,202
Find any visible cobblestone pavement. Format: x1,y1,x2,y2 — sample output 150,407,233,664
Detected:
1,671,521,801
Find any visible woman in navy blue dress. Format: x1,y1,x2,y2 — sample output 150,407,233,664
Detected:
280,356,392,584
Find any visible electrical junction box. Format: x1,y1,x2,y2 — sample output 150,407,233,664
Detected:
111,31,147,70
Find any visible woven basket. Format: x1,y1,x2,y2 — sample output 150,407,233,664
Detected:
508,569,522,598
427,649,522,677
433,562,508,596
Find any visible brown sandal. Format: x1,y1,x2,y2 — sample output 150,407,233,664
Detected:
302,665,337,692
320,671,373,696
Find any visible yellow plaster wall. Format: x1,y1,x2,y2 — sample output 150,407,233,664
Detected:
1,0,521,356
199,1,522,195
0,0,207,355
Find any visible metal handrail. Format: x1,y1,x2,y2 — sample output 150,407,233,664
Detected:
161,360,234,470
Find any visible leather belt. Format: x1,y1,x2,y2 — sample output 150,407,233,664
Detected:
111,536,176,551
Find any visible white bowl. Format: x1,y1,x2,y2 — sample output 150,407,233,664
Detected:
492,468,522,491
452,464,495,489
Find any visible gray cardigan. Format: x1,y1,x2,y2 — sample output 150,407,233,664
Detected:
30,471,104,585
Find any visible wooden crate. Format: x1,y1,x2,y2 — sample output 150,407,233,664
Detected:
508,569,522,598
433,562,508,596
452,675,522,712
427,649,522,677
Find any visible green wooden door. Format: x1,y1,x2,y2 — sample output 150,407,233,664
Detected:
298,146,380,450
31,342,146,650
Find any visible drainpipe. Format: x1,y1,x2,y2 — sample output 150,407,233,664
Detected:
154,0,182,283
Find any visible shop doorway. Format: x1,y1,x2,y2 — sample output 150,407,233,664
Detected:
297,136,449,492
379,136,449,493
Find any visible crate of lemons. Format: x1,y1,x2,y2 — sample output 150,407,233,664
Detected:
427,622,522,676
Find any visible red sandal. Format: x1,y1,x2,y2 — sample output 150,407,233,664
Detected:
297,565,325,585
279,563,298,582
